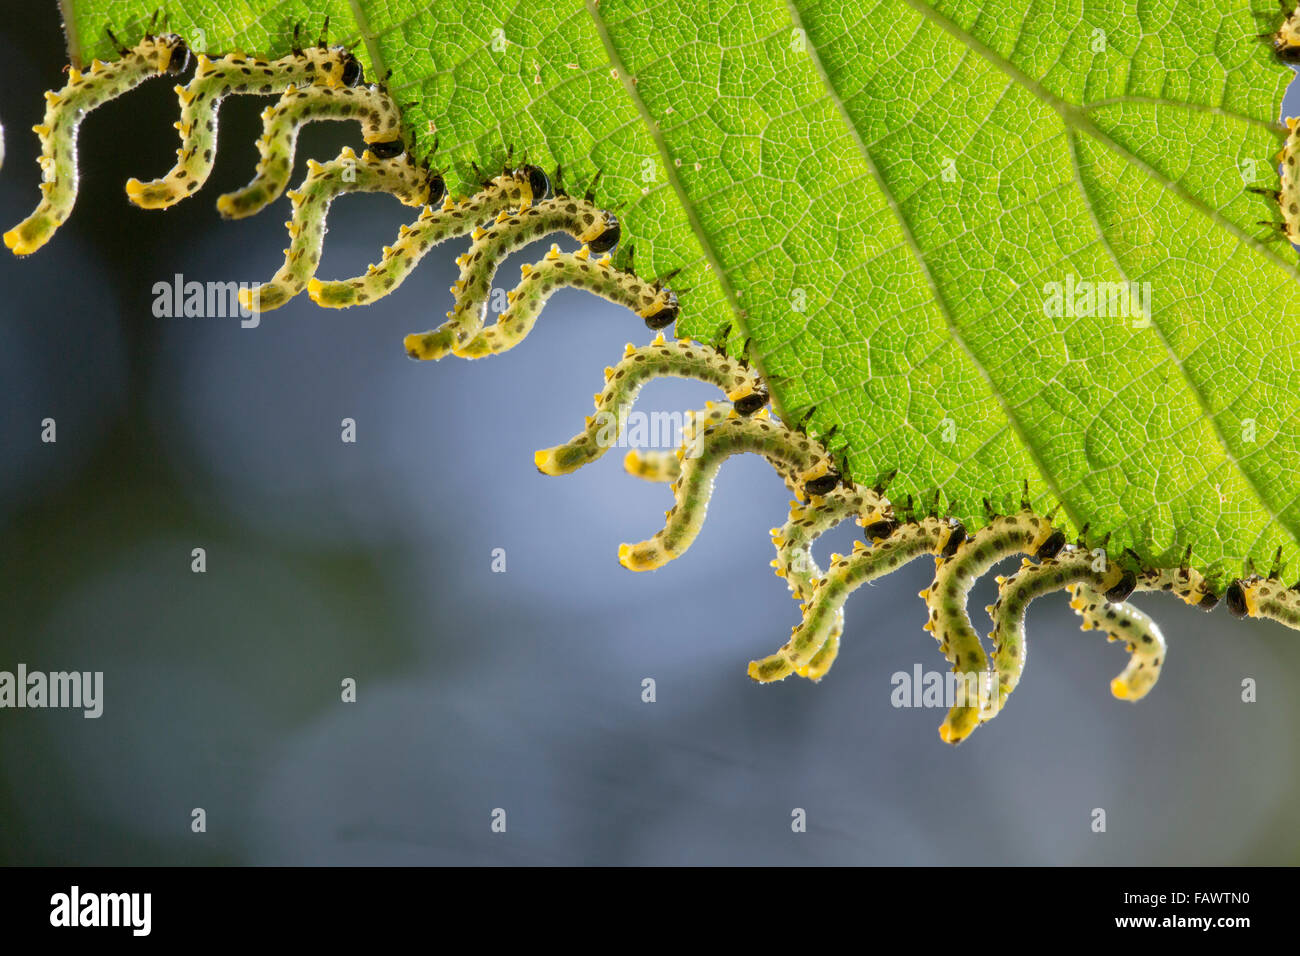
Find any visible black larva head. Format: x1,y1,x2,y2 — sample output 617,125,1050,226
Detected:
803,472,840,497
643,291,680,331
1225,580,1249,618
1034,529,1067,561
939,520,967,559
1197,589,1220,612
424,171,448,205
517,165,552,202
587,211,621,254
367,139,405,159
341,54,364,87
1104,568,1137,604
732,388,769,416
862,516,898,543
164,36,192,74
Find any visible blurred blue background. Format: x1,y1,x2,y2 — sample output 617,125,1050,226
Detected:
1,5,1298,865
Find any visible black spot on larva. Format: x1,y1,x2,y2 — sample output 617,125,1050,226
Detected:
367,139,405,159
1225,581,1249,618
1105,569,1137,603
341,56,364,87
1034,529,1066,561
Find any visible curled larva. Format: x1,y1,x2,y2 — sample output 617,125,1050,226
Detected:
407,244,680,361
4,33,191,255
749,517,965,682
617,416,834,572
124,45,363,209
1066,582,1166,702
987,549,1146,711
309,166,555,309
622,402,735,483
239,147,434,312
534,333,765,476
215,83,402,219
404,195,638,359
1225,575,1300,628
765,488,891,681
919,507,1069,744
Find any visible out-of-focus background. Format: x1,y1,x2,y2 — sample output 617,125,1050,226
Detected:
1,5,1297,866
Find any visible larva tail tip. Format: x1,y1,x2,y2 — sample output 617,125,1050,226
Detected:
3,227,40,256
747,656,794,683
1110,678,1133,701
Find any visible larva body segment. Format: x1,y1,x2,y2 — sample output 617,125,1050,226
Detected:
534,335,763,476
309,169,550,309
749,518,960,682
240,148,432,311
1279,117,1300,243
1066,583,1166,701
987,549,1134,709
1226,576,1300,628
617,416,832,572
124,46,363,209
5,34,191,255
216,84,402,219
921,511,1062,743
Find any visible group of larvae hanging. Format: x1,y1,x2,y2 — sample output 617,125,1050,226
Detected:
4,16,1300,744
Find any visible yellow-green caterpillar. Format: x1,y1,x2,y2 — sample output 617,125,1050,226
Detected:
987,548,1150,712
763,488,893,681
617,416,836,572
1066,581,1166,702
239,147,433,311
124,44,364,210
409,244,679,361
919,507,1071,743
749,517,966,682
5,32,191,255
215,83,402,219
534,333,765,476
307,166,554,309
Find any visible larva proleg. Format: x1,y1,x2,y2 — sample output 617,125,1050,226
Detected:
5,33,191,255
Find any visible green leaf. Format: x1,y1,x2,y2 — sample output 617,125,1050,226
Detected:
63,0,1300,573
